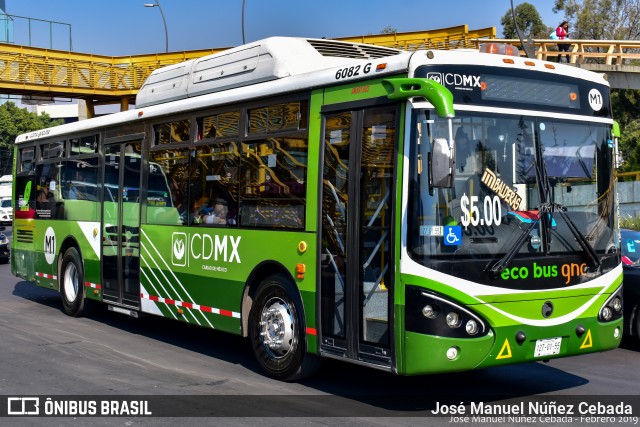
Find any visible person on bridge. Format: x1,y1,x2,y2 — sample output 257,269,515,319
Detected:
556,21,570,63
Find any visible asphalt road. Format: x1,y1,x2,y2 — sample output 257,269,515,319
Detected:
1,255,640,426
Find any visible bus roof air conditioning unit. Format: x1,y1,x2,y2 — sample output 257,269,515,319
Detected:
135,37,401,108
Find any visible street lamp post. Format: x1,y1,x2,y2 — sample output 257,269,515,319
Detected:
242,0,246,44
144,1,168,53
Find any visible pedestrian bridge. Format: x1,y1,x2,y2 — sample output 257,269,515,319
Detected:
1,25,639,116
0,25,495,114
482,38,640,91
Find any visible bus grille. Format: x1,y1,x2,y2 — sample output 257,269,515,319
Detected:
16,229,33,243
306,39,401,59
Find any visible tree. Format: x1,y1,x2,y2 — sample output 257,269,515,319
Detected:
553,2,640,172
500,2,548,39
612,89,640,172
553,0,640,40
0,101,63,175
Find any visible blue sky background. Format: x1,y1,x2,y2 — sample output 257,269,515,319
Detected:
5,0,565,56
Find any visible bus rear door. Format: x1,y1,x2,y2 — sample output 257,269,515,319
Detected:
102,138,143,308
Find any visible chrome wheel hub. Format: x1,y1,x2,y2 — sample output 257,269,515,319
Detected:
64,263,78,302
259,297,294,358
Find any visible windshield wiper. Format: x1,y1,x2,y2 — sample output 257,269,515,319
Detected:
488,139,550,276
488,137,600,276
488,216,540,275
537,149,601,271
547,202,601,271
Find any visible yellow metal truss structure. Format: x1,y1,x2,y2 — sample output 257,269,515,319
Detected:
0,25,495,110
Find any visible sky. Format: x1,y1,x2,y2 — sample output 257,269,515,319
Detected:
4,0,566,56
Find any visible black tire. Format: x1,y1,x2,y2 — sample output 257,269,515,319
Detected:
249,273,320,381
635,307,640,342
60,247,89,317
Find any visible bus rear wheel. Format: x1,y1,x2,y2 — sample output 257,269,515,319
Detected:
60,247,89,317
249,274,319,381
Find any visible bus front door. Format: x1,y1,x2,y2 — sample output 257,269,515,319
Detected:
102,140,142,308
319,106,396,368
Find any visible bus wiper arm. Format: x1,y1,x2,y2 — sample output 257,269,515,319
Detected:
489,134,549,276
488,201,601,276
488,217,540,276
488,201,555,276
549,203,601,271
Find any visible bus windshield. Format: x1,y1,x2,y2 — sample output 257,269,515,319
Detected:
408,110,617,287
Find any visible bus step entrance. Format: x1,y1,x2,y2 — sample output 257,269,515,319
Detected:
364,317,389,344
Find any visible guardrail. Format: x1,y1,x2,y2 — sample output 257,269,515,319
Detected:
617,171,640,181
472,38,640,65
340,25,496,50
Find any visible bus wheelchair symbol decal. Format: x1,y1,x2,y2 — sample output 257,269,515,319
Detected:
443,226,462,246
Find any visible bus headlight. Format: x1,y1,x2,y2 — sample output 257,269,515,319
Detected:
465,319,479,335
405,286,491,338
598,287,623,323
446,312,461,328
612,297,622,312
422,304,439,319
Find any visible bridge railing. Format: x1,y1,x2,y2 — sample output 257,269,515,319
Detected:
472,38,640,65
339,25,496,50
617,171,640,181
0,43,223,98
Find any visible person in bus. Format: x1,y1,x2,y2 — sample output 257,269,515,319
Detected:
455,128,481,174
191,208,203,224
37,178,58,218
201,198,233,225
556,21,570,63
36,185,49,203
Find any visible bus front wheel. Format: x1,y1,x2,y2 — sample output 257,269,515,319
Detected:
60,247,89,317
249,274,319,381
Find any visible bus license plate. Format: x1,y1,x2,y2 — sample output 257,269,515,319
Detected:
534,337,562,357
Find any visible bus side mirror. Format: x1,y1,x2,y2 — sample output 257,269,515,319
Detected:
430,138,454,189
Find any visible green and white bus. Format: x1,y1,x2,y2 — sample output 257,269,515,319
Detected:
12,37,622,380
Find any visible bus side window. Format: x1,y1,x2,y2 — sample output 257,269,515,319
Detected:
238,137,307,229
35,162,62,220
60,158,99,221
192,143,239,227
147,148,189,226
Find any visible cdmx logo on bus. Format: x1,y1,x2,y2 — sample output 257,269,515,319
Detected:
426,72,482,88
171,232,242,267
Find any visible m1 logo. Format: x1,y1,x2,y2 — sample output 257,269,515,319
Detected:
44,227,56,265
588,88,603,111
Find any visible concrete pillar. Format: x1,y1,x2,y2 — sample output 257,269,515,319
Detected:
82,98,95,119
